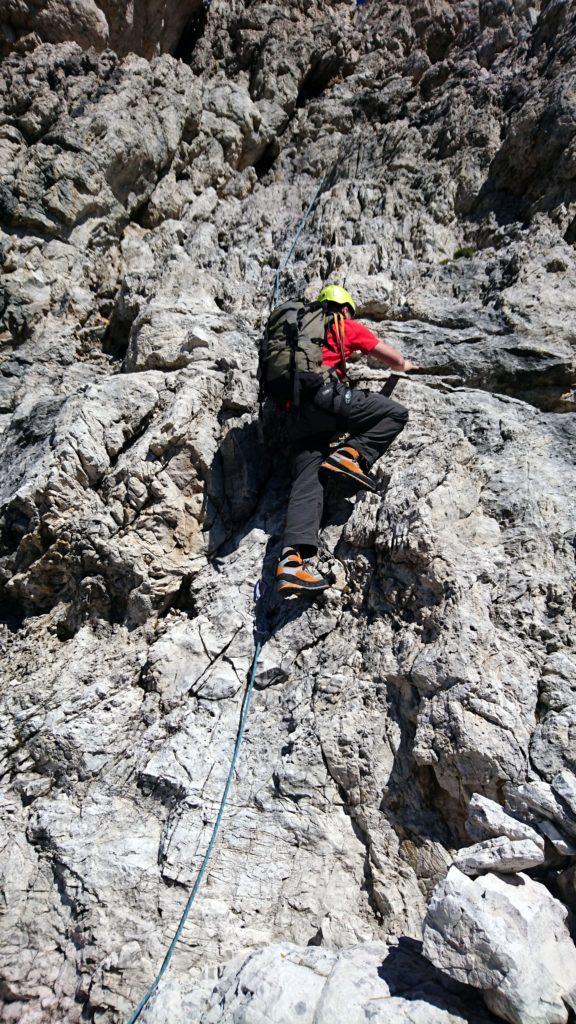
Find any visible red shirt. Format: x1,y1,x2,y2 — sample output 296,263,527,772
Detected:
322,319,379,376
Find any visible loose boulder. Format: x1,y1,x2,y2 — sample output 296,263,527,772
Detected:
423,867,576,1024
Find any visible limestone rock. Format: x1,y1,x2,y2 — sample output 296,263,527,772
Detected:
538,654,576,713
537,820,576,858
423,867,576,1024
453,836,544,877
0,0,203,58
551,771,576,818
466,793,544,845
145,942,498,1024
1,1,576,1022
506,781,576,841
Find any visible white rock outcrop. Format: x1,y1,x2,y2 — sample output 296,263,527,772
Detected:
453,836,544,876
423,868,576,1024
465,793,545,845
147,942,497,1024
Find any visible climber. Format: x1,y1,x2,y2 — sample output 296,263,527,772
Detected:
267,284,418,596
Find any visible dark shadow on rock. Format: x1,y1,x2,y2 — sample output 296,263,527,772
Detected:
0,596,25,633
469,177,528,226
378,675,460,848
202,406,287,562
377,937,500,1023
200,409,321,641
172,1,208,63
200,404,370,644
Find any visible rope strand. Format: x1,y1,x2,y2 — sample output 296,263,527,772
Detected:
272,133,362,308
273,174,330,307
125,637,263,1024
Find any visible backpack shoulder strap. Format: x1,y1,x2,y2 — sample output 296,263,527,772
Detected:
332,313,348,379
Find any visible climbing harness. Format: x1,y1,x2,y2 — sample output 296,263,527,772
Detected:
125,584,269,1024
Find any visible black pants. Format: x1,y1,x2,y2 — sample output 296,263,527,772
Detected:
283,381,409,553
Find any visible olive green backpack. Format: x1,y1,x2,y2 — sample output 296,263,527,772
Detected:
259,300,332,408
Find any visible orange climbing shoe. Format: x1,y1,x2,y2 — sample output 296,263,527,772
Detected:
320,446,376,491
276,550,330,597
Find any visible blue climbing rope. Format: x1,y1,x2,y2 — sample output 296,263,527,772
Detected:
272,131,363,308
273,172,332,307
125,636,263,1024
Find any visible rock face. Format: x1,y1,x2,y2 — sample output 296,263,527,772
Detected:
465,793,545,845
154,941,497,1024
453,836,545,877
0,0,204,58
423,867,576,1024
0,2,575,1023
450,793,545,875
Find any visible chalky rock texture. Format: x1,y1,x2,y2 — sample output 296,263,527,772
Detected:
151,941,497,1024
466,793,546,845
423,868,576,1024
452,793,545,875
453,837,545,877
0,2,576,1023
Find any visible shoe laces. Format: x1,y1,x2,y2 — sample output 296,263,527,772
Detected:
280,550,303,567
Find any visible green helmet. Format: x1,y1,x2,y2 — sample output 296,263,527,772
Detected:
317,284,357,312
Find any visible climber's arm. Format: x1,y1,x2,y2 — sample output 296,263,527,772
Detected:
370,340,419,372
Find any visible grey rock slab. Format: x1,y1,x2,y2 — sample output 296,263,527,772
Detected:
506,781,576,841
423,867,576,1024
530,708,576,782
145,942,498,1024
551,771,576,818
453,836,544,876
537,820,576,858
466,793,543,845
538,653,576,713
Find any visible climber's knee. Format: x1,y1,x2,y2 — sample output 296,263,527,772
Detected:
391,403,408,432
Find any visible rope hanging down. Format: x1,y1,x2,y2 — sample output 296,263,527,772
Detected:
272,129,365,308
273,172,331,307
125,625,264,1024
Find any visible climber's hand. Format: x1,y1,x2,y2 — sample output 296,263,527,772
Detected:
402,360,419,372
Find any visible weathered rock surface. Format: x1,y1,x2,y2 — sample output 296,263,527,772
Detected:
0,0,204,58
145,941,497,1024
453,836,544,877
0,1,575,1023
423,867,576,1024
506,780,576,841
465,793,544,845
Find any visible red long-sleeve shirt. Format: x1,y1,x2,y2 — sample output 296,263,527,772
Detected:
322,319,379,376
